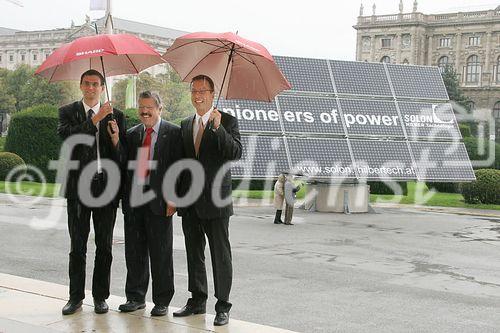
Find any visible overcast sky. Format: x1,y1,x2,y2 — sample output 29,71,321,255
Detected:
1,0,499,60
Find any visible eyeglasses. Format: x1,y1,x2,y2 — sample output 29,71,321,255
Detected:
81,81,102,88
190,89,213,95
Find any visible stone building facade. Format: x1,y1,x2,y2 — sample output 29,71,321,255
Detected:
354,1,500,131
0,16,187,75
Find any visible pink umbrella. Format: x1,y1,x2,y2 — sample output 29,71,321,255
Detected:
162,31,291,103
35,33,165,98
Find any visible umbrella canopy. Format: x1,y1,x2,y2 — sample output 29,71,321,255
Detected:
35,33,165,82
163,31,291,102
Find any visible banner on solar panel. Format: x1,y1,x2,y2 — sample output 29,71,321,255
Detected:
218,98,460,139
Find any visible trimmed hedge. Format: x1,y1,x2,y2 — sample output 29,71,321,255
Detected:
458,123,472,138
5,104,61,183
368,181,408,195
425,182,460,193
0,152,25,181
463,137,500,170
460,169,500,204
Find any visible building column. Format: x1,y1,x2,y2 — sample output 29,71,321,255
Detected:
410,27,417,64
485,31,492,70
455,32,462,75
396,33,402,63
370,34,376,62
427,35,433,66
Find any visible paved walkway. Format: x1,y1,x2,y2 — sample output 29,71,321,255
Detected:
0,273,296,333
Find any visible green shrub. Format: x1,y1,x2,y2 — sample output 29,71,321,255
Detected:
425,182,460,193
463,137,500,170
460,169,500,204
458,123,471,138
4,104,61,182
232,179,275,191
368,181,408,195
0,152,26,181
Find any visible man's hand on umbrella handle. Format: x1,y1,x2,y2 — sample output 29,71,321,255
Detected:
107,120,119,146
166,201,176,217
91,101,114,125
209,108,221,131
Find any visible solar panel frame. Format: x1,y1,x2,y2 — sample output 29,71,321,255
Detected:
286,137,357,179
217,98,284,134
232,136,290,179
337,98,406,138
385,63,449,101
409,141,475,181
276,95,346,136
398,101,462,140
274,55,335,94
330,60,394,98
350,139,418,181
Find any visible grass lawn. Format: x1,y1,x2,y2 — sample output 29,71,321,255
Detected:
1,180,499,211
0,181,60,198
370,181,500,210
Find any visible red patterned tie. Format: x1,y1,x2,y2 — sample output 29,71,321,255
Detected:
138,127,154,180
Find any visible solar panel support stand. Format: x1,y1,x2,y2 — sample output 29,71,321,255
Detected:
343,189,351,214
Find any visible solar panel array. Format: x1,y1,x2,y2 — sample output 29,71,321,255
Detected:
220,56,474,181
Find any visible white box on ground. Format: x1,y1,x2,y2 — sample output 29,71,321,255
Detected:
306,183,369,213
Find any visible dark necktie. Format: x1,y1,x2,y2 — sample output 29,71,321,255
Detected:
87,109,93,122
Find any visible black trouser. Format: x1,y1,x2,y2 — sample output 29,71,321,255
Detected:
67,199,116,302
124,205,174,306
182,212,232,313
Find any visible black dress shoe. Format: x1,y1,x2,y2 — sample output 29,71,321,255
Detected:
62,300,82,315
151,304,168,316
214,312,229,326
118,300,146,312
173,303,206,317
94,299,109,314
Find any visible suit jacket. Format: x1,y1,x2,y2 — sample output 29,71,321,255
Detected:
177,112,242,219
121,119,182,216
57,100,126,206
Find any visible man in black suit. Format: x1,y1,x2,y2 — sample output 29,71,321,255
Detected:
174,75,242,326
117,91,181,317
57,69,126,315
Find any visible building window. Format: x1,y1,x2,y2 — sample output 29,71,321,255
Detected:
0,55,2,62
21,54,25,61
9,55,13,62
381,38,392,48
33,54,37,61
468,101,476,111
45,53,49,59
380,56,391,63
465,55,480,84
439,37,451,47
469,36,481,46
493,102,500,120
402,59,409,65
496,56,500,83
438,56,449,72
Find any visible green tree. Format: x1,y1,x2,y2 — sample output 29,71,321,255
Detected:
441,65,471,112
0,80,16,114
112,68,192,121
2,65,81,112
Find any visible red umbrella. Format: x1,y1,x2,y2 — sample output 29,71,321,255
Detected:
35,33,165,98
162,31,291,103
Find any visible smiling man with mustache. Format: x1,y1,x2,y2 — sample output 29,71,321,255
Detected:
115,91,181,317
